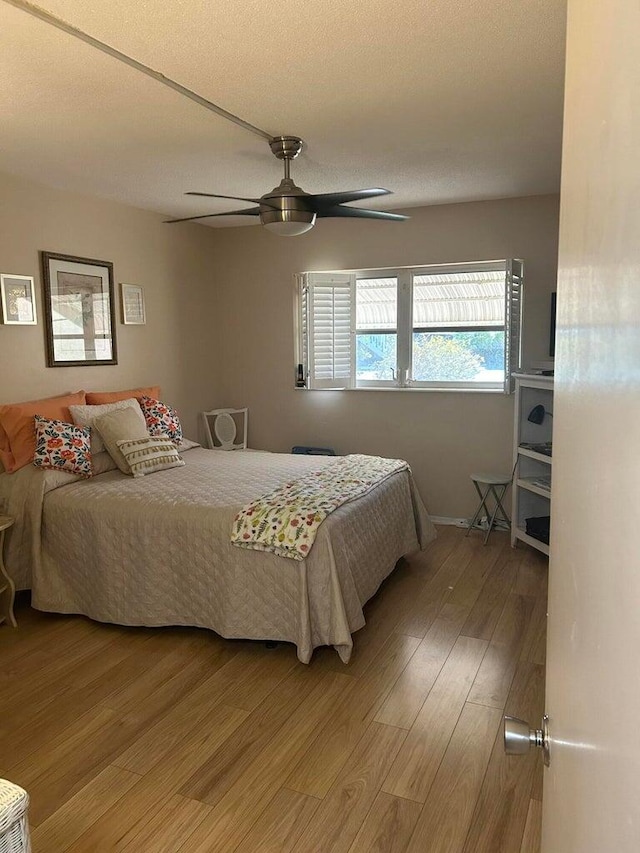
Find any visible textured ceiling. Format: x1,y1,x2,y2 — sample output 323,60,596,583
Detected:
0,0,567,227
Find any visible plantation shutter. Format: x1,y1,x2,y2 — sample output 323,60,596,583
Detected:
304,272,355,389
504,259,524,393
295,273,309,386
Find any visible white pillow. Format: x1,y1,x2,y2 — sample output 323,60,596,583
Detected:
69,398,146,454
116,437,185,478
93,407,150,474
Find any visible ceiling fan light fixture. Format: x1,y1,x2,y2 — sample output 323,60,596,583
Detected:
261,209,316,236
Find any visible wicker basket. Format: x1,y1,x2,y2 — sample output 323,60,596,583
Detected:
0,781,31,853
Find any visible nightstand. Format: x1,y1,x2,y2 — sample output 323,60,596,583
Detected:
0,515,17,628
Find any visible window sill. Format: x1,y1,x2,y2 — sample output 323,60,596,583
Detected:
294,386,505,394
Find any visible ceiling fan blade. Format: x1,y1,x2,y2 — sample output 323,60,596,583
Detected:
311,188,392,209
164,207,261,223
315,205,409,222
185,192,262,204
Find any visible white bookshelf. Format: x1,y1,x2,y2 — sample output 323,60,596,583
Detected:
511,374,553,556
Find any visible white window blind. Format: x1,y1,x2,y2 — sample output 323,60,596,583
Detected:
302,272,355,389
504,259,524,393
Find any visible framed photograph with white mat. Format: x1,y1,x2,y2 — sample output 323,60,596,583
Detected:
121,283,146,325
0,274,37,325
41,251,117,367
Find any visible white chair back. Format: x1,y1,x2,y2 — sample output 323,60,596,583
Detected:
202,408,248,450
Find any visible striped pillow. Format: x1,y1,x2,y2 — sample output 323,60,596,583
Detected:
116,437,185,478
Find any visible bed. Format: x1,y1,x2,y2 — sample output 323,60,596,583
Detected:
0,445,435,663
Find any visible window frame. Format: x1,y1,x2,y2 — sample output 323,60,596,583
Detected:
297,259,523,394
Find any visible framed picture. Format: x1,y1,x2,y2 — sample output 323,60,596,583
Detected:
41,252,117,367
121,283,146,325
0,274,37,325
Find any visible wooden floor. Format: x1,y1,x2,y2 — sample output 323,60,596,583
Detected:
0,526,547,853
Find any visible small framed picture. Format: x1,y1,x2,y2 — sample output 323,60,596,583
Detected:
121,283,146,325
0,274,38,325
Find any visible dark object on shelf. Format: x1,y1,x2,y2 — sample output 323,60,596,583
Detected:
527,404,553,423
525,515,550,545
292,446,336,456
295,363,306,387
528,404,546,424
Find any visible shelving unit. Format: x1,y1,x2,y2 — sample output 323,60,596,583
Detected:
511,374,553,556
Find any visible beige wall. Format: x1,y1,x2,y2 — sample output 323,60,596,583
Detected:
0,174,559,518
0,171,220,439
207,195,560,518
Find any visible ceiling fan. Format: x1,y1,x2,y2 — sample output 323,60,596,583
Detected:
5,0,410,237
164,135,409,236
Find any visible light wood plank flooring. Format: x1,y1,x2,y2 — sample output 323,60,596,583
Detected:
0,526,547,852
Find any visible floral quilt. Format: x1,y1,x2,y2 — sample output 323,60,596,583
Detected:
231,454,409,560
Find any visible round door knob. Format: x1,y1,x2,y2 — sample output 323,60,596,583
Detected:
503,714,551,766
504,715,536,754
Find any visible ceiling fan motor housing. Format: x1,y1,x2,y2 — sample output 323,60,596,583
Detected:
260,197,316,233
259,170,317,235
268,135,304,161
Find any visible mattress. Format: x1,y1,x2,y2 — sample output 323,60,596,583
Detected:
0,447,435,662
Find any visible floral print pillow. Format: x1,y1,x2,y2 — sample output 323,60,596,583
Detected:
138,396,183,446
33,416,93,478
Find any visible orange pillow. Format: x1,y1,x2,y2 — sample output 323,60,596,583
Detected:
0,391,87,473
86,386,161,405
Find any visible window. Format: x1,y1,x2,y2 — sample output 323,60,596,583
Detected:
296,260,523,393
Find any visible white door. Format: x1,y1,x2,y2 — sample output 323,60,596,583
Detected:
542,0,640,850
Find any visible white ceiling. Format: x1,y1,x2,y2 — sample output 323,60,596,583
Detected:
0,0,567,227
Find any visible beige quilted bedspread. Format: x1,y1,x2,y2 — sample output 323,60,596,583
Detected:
0,447,435,663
